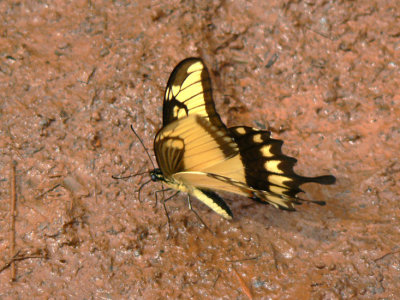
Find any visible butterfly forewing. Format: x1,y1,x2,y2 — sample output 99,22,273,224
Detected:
163,58,225,129
154,115,238,176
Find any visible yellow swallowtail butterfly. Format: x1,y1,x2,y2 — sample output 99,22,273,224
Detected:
149,57,335,220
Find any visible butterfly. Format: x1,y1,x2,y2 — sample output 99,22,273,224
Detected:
148,57,335,220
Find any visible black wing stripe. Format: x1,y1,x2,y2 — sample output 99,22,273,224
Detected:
178,89,207,103
184,143,234,159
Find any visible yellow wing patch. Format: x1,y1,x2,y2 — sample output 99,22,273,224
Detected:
260,145,274,157
253,134,263,143
264,160,284,174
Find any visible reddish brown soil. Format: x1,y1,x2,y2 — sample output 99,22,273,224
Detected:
1,1,399,298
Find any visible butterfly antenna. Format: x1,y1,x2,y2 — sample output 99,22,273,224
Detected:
112,170,148,180
130,125,168,209
130,125,156,169
131,125,171,237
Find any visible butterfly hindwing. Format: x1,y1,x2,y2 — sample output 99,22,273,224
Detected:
163,58,225,129
229,126,336,208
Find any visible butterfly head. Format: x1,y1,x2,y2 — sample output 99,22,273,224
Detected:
150,168,165,182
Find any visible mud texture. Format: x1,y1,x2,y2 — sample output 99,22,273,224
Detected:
1,1,399,299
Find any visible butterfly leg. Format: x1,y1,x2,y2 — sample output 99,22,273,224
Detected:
187,195,214,235
137,179,152,203
154,188,173,208
160,191,180,239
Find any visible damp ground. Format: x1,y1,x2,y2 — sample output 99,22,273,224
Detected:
1,1,399,298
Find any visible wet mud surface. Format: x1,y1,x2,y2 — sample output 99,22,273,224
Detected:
1,1,399,298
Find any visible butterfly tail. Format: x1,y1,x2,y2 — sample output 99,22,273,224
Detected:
299,174,336,185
